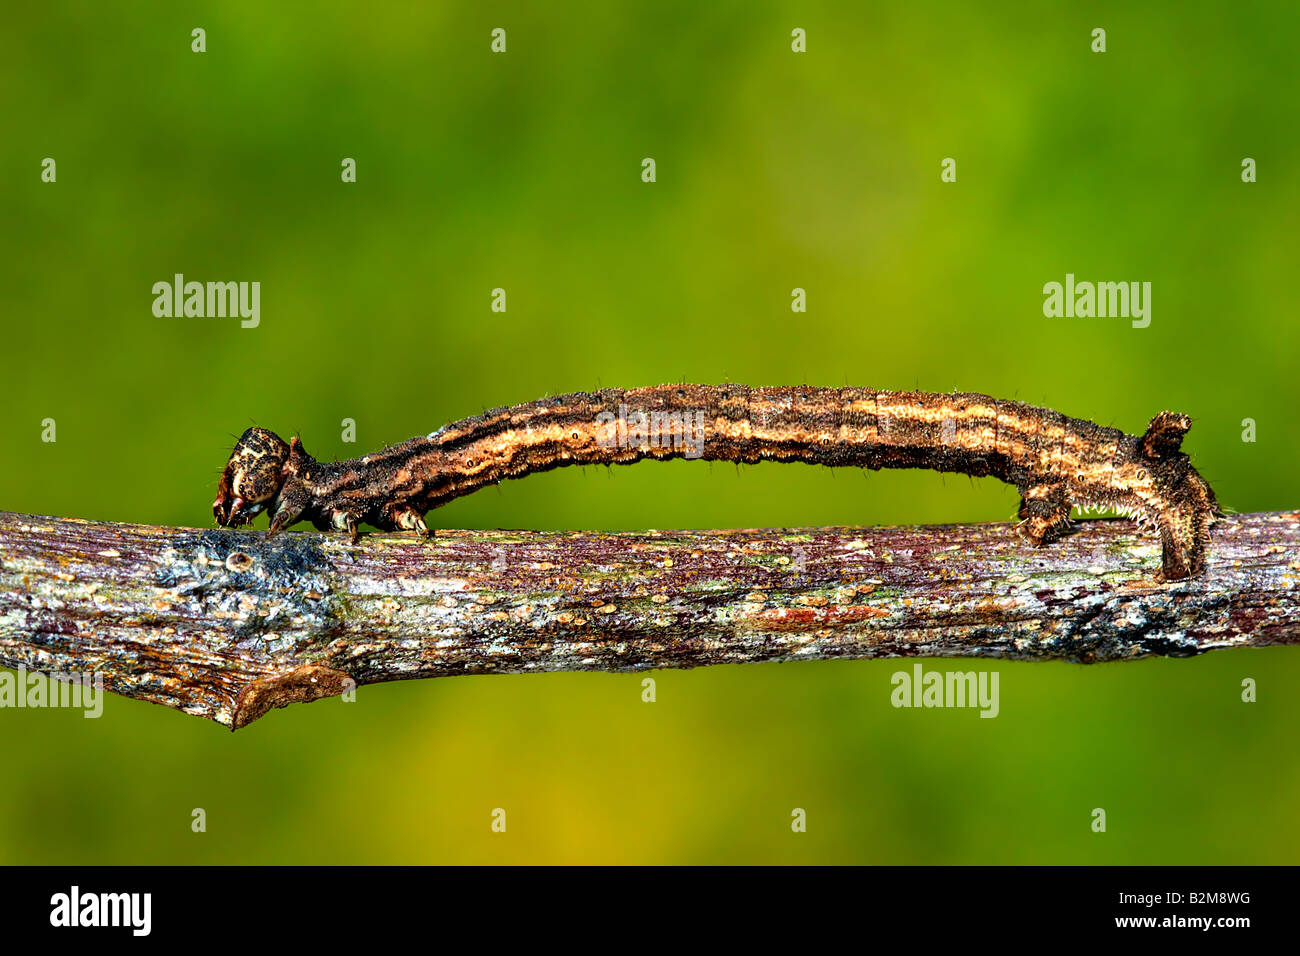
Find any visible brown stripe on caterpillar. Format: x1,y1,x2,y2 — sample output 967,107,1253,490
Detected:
213,385,1220,581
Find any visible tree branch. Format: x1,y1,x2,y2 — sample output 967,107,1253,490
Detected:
1,509,1296,729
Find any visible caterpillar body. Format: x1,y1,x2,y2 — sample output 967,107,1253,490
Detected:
214,385,1219,580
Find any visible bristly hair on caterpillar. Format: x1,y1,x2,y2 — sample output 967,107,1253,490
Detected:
213,385,1222,581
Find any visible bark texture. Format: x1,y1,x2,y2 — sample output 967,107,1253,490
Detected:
0,509,1296,729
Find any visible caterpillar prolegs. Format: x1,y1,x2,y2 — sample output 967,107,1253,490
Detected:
214,385,1220,580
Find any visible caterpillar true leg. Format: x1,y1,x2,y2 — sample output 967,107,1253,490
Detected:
387,504,431,538
329,509,361,544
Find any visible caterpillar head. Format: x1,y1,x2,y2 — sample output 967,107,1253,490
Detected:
214,427,290,527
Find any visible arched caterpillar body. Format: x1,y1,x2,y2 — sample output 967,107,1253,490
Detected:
214,385,1220,580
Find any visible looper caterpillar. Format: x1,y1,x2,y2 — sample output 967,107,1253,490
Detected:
214,386,1220,580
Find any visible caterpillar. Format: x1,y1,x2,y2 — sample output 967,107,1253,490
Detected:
213,385,1220,580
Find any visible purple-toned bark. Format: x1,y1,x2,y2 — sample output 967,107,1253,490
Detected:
1,510,1296,729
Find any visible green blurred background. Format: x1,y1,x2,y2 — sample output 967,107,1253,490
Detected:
2,1,1297,864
